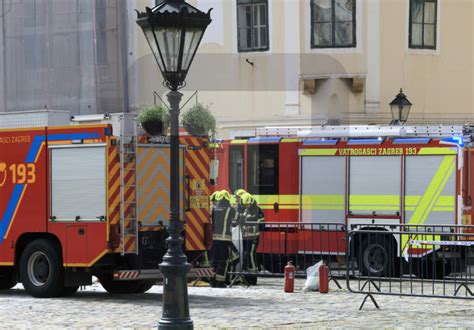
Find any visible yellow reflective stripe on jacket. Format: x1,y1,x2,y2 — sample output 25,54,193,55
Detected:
401,155,455,251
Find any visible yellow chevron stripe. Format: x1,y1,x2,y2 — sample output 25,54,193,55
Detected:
186,212,205,250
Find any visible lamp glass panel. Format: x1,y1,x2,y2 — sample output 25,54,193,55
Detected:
391,104,400,121
155,27,182,73
400,105,411,122
143,27,165,73
181,28,203,72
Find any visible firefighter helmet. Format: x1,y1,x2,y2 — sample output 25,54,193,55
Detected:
234,189,247,197
210,191,219,202
219,190,231,201
240,192,255,205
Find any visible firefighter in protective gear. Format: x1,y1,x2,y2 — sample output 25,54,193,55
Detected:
233,189,247,226
210,190,237,287
240,193,265,283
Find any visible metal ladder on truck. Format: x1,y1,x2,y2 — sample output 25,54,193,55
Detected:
119,114,139,255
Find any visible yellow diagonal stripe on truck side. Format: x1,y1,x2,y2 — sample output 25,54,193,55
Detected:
417,147,457,155
401,155,455,252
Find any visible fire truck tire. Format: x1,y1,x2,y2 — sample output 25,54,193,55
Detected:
99,277,153,294
0,268,17,290
359,236,398,277
19,239,65,298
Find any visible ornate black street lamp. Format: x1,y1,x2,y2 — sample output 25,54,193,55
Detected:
389,89,412,125
136,1,211,329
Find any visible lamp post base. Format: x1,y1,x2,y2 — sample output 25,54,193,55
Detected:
158,258,193,330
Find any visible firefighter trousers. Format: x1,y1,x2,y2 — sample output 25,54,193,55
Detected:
242,237,259,272
211,240,233,283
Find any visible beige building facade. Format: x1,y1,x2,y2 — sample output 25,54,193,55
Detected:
133,0,474,138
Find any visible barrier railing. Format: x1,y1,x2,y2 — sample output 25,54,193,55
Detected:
346,224,474,309
228,222,346,286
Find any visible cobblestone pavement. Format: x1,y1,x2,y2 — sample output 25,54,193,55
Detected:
0,278,473,329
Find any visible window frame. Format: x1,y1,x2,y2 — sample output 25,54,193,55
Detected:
409,0,438,50
228,145,245,193
247,144,279,195
310,0,357,49
237,0,270,53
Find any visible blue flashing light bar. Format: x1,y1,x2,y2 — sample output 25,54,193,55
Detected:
248,137,282,144
393,138,431,145
303,139,338,146
347,139,383,145
442,135,464,147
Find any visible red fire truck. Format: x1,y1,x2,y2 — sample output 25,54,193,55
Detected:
0,111,212,297
212,125,474,276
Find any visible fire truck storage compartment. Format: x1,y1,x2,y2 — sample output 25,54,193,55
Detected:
300,156,345,224
136,144,185,227
50,144,106,222
349,156,401,216
404,155,456,228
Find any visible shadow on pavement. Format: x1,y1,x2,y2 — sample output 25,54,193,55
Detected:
0,288,268,308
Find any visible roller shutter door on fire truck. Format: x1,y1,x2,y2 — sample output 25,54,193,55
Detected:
50,145,106,221
136,145,184,227
300,156,345,224
349,156,401,216
404,155,455,227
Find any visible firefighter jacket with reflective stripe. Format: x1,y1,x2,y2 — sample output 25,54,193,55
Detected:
212,199,235,241
233,204,246,227
241,204,265,239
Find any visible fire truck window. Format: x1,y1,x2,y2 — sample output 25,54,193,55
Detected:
247,144,279,195
229,145,245,193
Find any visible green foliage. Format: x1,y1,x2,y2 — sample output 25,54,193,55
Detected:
138,105,170,126
181,103,216,137
138,105,170,136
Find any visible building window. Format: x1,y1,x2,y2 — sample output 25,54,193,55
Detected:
409,0,437,49
311,0,356,48
237,0,269,52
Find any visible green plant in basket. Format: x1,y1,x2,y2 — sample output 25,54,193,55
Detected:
138,105,170,137
181,103,216,137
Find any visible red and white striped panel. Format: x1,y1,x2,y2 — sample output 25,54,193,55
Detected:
114,271,140,280
193,268,215,278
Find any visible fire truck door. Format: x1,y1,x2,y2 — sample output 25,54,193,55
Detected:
349,156,401,217
50,145,107,222
300,156,345,225
404,155,456,227
136,145,185,227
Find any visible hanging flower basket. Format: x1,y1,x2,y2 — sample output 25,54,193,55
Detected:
138,106,170,137
181,103,216,138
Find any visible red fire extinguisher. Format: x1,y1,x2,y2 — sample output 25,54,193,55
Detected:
319,264,329,294
284,261,295,293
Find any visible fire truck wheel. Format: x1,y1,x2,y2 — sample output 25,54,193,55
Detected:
0,268,18,290
20,239,64,298
359,235,397,277
99,277,153,294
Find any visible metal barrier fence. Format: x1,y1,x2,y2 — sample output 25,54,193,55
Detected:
228,222,346,287
346,224,474,309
